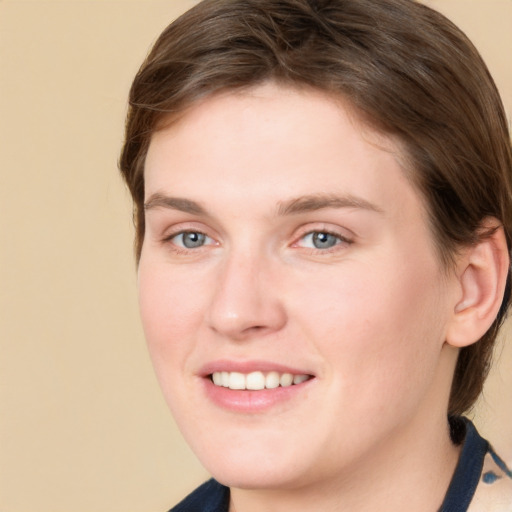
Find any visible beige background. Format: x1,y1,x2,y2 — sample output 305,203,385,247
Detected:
0,1,511,511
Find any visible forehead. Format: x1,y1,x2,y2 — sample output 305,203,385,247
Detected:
145,83,408,196
145,84,440,263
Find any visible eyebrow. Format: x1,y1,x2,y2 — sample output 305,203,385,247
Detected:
143,192,383,217
144,193,208,215
277,194,383,216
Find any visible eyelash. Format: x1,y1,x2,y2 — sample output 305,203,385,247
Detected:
293,229,353,253
162,230,215,254
161,228,353,255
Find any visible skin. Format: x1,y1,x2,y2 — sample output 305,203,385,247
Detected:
139,83,466,511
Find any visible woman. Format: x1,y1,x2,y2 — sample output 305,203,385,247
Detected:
119,0,512,510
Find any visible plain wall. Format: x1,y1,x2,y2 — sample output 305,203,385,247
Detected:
0,1,510,511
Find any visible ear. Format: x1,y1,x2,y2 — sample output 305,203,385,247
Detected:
446,219,510,348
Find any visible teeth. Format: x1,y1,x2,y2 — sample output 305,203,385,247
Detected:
211,371,311,390
229,372,246,390
246,371,265,390
265,371,280,389
293,374,309,385
212,372,222,386
280,373,294,387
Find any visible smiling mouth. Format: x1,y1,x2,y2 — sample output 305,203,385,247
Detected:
210,371,313,391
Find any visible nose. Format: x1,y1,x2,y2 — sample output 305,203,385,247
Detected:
206,250,287,341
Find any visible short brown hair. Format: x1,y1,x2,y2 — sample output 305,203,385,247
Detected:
119,0,512,415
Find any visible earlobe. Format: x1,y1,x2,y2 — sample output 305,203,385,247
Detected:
446,221,510,348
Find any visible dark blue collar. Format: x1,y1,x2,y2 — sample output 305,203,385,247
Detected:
439,416,489,512
169,478,229,512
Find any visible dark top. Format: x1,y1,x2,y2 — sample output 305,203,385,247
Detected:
169,417,511,512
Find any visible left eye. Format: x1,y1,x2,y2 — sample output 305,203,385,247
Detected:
299,231,344,250
171,231,212,249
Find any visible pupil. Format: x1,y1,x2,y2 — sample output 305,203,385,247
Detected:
183,232,205,248
313,232,336,249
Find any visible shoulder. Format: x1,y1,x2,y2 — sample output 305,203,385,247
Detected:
469,445,512,512
442,417,512,512
168,479,230,512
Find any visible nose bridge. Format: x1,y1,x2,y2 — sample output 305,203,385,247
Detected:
207,244,286,339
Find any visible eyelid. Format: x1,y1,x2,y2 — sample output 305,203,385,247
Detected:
169,230,213,244
291,224,354,252
159,220,216,241
160,222,220,254
163,228,207,242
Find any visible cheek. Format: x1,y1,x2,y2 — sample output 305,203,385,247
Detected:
137,261,206,366
295,255,448,402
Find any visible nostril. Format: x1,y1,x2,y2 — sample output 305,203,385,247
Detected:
206,263,288,339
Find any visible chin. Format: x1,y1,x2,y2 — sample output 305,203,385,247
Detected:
207,458,313,491
181,422,334,491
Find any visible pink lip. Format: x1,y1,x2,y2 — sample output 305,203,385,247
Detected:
199,359,314,377
198,359,316,413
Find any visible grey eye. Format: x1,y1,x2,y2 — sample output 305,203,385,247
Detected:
299,231,342,250
176,232,207,248
311,232,339,249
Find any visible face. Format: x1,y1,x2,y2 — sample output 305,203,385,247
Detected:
139,84,458,490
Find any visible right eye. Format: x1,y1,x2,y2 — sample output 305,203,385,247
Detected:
299,231,343,250
168,231,214,249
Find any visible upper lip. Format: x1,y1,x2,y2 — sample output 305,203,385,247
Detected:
199,359,315,378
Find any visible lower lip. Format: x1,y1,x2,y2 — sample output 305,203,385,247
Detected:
202,377,314,413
